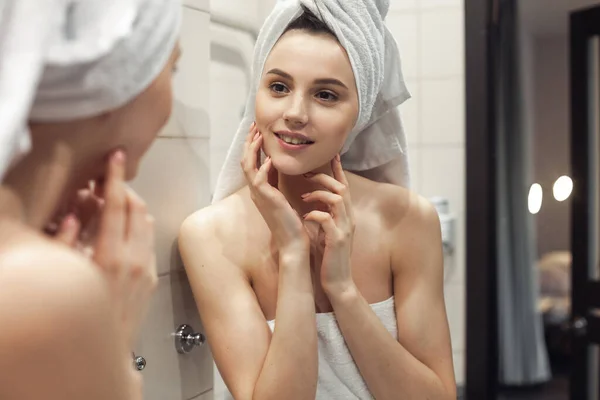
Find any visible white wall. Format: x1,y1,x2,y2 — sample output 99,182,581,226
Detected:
386,0,466,386
129,2,215,399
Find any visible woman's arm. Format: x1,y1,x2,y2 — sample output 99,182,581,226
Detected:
326,195,456,400
179,209,318,400
0,245,141,400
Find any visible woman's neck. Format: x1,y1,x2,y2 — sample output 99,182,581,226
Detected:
0,139,79,231
277,163,334,215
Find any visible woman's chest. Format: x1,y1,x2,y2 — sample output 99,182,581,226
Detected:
248,224,394,320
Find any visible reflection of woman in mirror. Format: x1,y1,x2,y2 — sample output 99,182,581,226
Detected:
0,1,181,399
180,1,456,398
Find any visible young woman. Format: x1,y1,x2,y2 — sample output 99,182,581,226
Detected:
0,1,181,399
180,3,456,400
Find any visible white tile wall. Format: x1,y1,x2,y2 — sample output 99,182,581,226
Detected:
444,283,466,352
445,211,465,285
184,0,209,12
386,12,419,79
452,351,465,385
129,137,211,276
136,271,214,400
258,0,277,22
192,390,214,400
402,79,420,146
390,0,418,11
421,78,465,145
210,0,261,33
129,5,213,400
163,9,211,139
209,23,253,192
420,8,464,78
420,146,465,214
408,146,422,194
419,0,463,9
388,0,465,386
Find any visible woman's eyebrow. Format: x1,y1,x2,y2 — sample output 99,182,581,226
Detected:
267,68,348,89
266,68,293,80
313,78,348,89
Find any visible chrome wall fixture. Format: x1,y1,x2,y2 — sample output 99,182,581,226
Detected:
174,324,206,354
429,197,456,256
132,352,146,371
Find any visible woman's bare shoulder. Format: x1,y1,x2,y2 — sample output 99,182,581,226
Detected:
0,221,109,302
180,186,254,241
366,181,442,259
346,173,438,231
178,186,266,273
0,221,112,350
0,222,135,400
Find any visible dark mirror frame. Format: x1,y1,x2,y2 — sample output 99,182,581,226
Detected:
465,0,499,398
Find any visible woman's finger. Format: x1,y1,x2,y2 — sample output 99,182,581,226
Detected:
246,133,263,178
54,214,81,247
72,191,105,242
254,155,271,182
303,210,338,240
245,121,257,144
94,150,127,268
331,155,355,224
242,123,257,161
254,133,264,171
304,165,354,224
254,156,279,198
303,172,346,194
242,127,261,181
332,154,349,187
301,190,347,223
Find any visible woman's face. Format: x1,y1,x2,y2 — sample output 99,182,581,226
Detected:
107,44,182,180
255,30,359,175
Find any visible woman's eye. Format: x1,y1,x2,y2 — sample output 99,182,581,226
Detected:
269,83,288,94
316,91,338,102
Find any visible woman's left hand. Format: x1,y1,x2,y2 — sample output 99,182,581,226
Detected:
302,154,356,296
47,185,104,257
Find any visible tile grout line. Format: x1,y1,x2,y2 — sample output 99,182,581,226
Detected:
157,135,210,140
158,268,183,278
188,387,213,400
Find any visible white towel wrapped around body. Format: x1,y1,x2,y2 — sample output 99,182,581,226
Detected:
0,0,181,181
212,0,411,204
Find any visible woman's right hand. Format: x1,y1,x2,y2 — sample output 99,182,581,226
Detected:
56,150,157,351
241,122,309,253
95,151,157,350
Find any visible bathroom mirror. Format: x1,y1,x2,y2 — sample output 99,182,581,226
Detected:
203,1,467,399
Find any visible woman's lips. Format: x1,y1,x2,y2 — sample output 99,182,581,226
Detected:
274,133,314,151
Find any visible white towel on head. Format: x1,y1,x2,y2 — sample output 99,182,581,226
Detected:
0,0,64,182
0,0,181,182
212,0,411,204
30,0,181,121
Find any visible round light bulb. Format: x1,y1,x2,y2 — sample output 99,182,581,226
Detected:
528,183,543,214
553,176,573,202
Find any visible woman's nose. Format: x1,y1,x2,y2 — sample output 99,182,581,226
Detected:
283,94,308,126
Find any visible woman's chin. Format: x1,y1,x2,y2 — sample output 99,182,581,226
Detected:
271,156,312,176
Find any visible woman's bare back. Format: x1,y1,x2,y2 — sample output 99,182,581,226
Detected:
0,219,140,400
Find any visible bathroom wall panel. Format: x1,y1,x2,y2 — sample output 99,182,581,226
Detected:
136,271,213,400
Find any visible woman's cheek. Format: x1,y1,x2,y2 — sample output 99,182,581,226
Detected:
254,91,274,127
